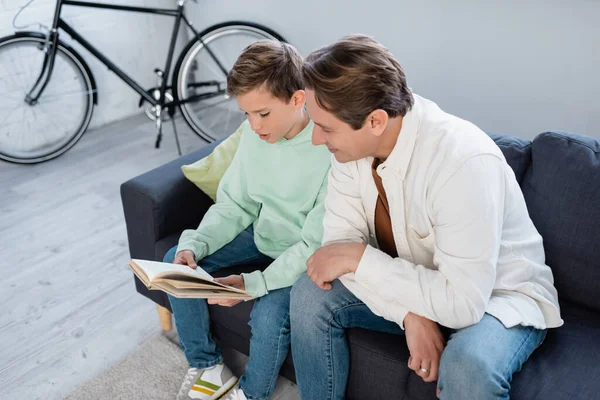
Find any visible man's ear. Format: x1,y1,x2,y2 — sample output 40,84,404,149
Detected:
291,89,306,109
367,109,389,137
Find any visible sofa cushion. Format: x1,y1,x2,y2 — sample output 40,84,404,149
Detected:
181,123,243,202
488,133,532,185
345,328,437,400
511,301,600,400
522,131,600,311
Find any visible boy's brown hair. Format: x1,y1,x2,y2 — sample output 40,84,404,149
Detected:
227,40,304,101
302,35,414,130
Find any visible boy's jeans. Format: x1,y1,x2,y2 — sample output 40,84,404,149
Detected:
290,274,547,400
165,227,291,400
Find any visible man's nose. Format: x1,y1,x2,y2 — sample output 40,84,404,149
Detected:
312,127,326,146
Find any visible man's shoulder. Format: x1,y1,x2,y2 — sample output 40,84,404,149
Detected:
417,109,503,164
330,156,372,183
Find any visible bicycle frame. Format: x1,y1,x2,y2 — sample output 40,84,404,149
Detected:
27,0,228,110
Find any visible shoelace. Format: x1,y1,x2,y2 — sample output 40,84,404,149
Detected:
177,368,198,398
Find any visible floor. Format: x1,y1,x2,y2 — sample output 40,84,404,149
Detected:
0,114,299,400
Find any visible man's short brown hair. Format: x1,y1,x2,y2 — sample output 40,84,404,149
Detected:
227,40,304,101
302,35,414,130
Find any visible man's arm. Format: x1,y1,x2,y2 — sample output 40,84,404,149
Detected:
242,174,329,298
318,157,411,321
354,155,505,329
321,157,370,245
177,134,260,261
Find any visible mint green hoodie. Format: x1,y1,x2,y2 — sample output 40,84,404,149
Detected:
177,120,331,298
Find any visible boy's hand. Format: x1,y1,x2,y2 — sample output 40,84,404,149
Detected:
208,275,245,307
174,250,197,269
307,242,366,290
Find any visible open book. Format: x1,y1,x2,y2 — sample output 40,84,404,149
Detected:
129,259,253,299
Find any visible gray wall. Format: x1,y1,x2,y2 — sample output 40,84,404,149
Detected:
189,0,600,139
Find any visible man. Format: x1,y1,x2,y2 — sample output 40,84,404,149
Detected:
290,35,563,400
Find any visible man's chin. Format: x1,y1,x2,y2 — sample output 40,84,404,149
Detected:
333,152,356,163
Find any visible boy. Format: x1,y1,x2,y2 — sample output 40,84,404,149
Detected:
164,40,331,400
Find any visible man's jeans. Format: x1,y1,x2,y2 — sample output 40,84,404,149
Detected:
290,274,547,400
165,227,291,400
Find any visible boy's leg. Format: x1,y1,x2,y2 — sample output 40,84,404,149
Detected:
238,286,292,400
165,226,272,368
290,274,405,400
437,314,546,400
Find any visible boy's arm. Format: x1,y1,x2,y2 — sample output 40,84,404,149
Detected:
177,136,260,261
242,174,329,298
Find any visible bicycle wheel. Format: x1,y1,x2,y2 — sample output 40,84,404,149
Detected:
174,21,285,143
0,33,95,164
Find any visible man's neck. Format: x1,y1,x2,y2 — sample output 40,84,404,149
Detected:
284,109,310,140
374,116,403,161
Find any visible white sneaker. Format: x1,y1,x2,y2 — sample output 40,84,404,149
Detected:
176,363,239,400
222,385,249,400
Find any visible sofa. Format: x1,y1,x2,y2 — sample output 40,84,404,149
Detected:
120,130,600,399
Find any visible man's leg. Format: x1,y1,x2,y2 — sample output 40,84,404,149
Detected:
437,313,547,400
166,226,272,368
290,274,404,400
238,287,292,400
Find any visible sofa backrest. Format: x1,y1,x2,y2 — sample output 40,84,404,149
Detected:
521,131,600,311
489,133,532,185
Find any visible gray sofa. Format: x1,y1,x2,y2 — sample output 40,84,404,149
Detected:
121,130,600,399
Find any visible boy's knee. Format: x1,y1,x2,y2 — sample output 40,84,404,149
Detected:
163,246,178,263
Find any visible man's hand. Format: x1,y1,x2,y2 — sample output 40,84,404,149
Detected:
404,312,445,383
174,250,197,269
207,275,245,307
307,242,366,290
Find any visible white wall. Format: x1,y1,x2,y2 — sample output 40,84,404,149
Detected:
188,0,600,139
1,0,182,128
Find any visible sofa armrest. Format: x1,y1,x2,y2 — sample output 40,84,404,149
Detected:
120,141,221,260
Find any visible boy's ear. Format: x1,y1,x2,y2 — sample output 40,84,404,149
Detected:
290,90,306,109
367,109,389,137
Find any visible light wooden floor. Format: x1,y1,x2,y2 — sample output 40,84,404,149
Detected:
0,114,299,400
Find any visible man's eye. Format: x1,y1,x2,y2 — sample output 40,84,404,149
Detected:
260,112,270,117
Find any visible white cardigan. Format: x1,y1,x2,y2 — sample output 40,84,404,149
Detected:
324,94,563,330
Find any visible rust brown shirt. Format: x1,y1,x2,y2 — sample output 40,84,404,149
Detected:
371,158,398,258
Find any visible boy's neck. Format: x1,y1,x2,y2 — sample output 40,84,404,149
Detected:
283,109,310,140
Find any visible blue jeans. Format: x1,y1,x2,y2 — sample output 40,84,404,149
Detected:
165,227,291,400
290,274,547,400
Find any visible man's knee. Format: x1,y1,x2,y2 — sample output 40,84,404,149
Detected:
439,341,508,398
290,274,332,329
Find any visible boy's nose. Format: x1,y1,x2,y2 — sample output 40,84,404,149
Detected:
247,116,261,132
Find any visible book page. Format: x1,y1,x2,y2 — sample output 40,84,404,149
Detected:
131,259,213,282
152,281,252,299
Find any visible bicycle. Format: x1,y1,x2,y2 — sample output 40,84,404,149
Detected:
0,0,285,164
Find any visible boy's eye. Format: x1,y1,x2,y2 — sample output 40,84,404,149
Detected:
259,112,270,117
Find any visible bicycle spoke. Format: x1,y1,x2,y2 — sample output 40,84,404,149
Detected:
187,96,231,112
38,88,96,101
0,103,23,127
